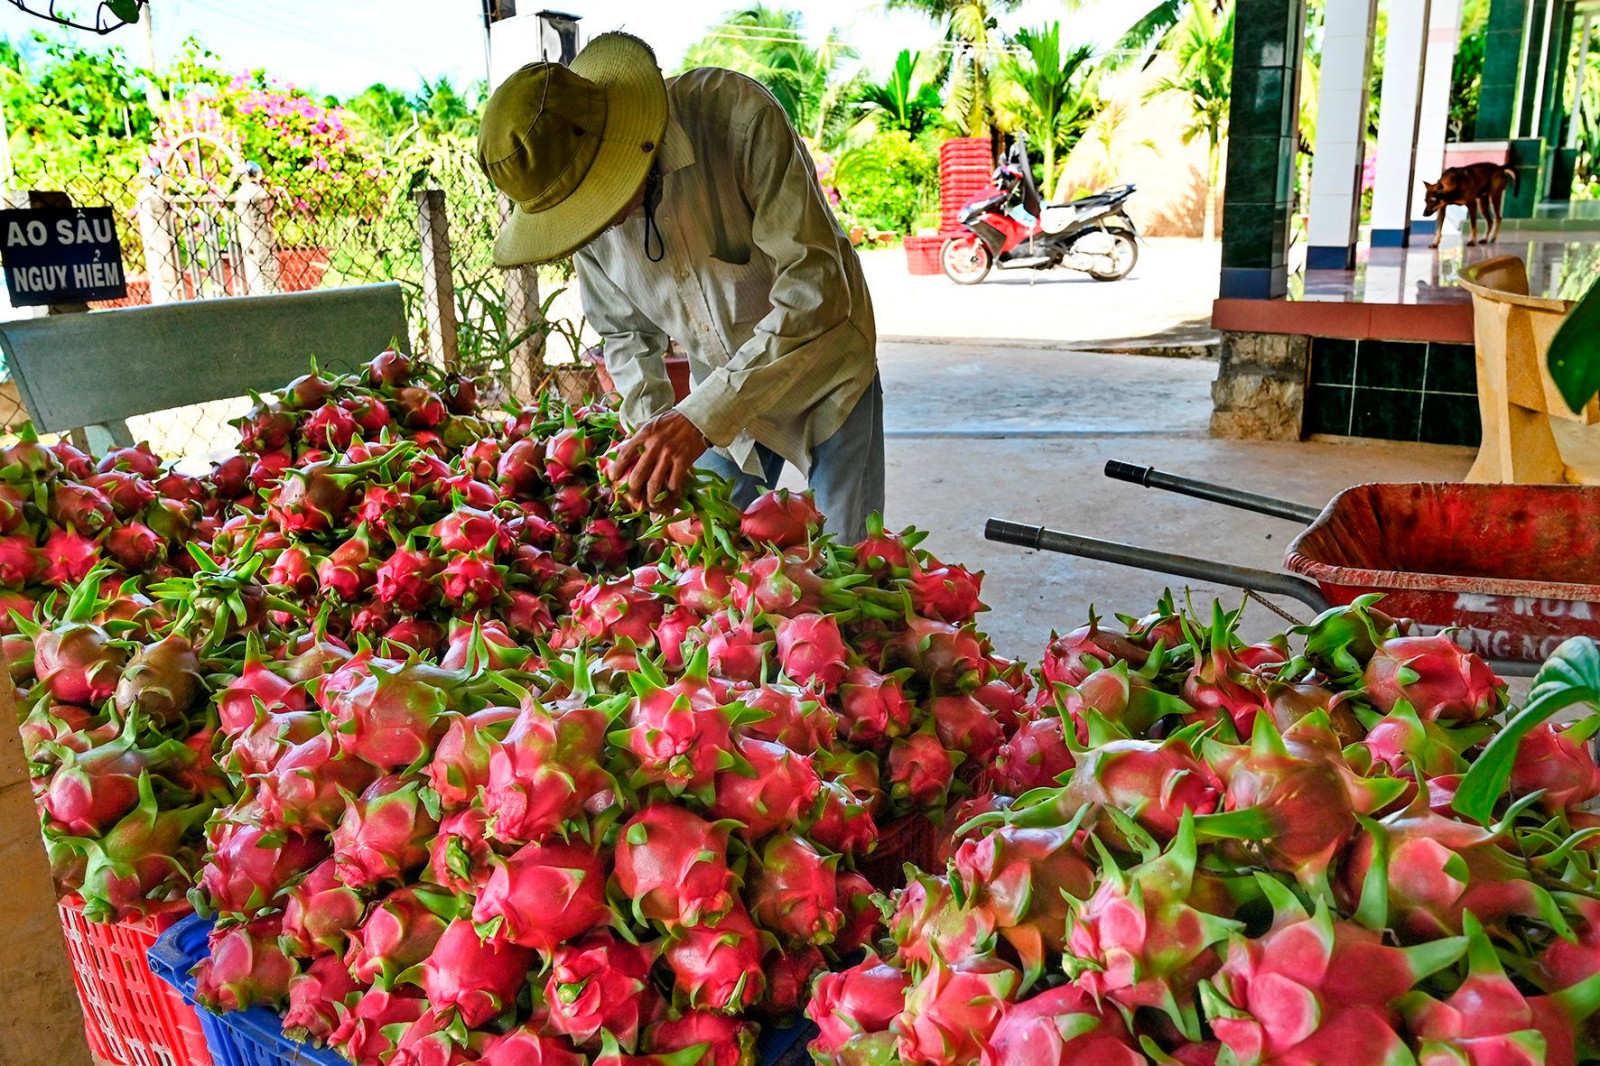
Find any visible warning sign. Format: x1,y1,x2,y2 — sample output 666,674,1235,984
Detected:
0,206,127,306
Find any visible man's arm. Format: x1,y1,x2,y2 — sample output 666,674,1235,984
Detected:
574,250,675,428
672,87,864,448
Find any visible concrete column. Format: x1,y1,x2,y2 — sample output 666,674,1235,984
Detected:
1305,0,1378,269
1410,0,1464,237
1371,0,1433,246
1477,0,1529,139
1218,0,1309,299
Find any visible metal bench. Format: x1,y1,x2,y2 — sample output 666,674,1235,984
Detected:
0,282,410,454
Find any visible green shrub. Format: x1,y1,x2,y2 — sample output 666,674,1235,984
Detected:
832,131,937,234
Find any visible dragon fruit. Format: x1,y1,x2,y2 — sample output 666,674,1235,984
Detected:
326,659,454,769
440,551,504,608
887,729,961,809
414,918,534,1027
906,559,984,624
279,857,369,957
764,945,828,1020
1017,731,1221,845
1201,875,1467,1066
32,591,128,706
928,692,1006,762
484,701,609,844
477,1026,587,1066
836,665,914,745
988,714,1075,794
193,917,297,1012
375,548,443,613
708,737,821,840
427,706,517,809
331,774,439,888
893,954,1019,1066
282,952,362,1043
644,1012,755,1066
328,987,428,1066
740,488,821,548
950,822,1096,983
671,563,734,613
732,551,863,617
256,732,379,833
424,806,495,893
75,775,209,922
987,983,1144,1065
0,535,40,587
886,616,986,691
889,871,999,971
1509,718,1600,813
105,523,165,570
807,780,880,857
808,956,910,1064
1363,634,1504,722
218,648,307,734
49,483,116,533
472,838,610,952
571,576,666,645
738,684,834,751
662,904,767,1012
112,632,202,725
617,657,739,796
222,709,324,778
200,817,329,915
41,728,170,836
749,833,845,947
1042,616,1149,687
543,932,658,1050
344,884,453,986
39,527,101,587
1356,700,1481,780
654,606,697,670
1064,815,1240,1037
543,424,591,484
615,804,739,927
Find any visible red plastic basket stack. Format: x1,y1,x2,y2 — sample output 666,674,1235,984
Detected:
902,235,945,276
938,137,994,235
58,895,214,1066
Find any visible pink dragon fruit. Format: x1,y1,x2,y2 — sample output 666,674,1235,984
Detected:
749,833,845,947
1363,634,1504,722
889,872,999,971
0,536,40,588
440,551,504,608
738,684,835,752
764,944,829,1020
32,608,128,708
326,660,454,770
708,737,821,840
543,424,591,484
1509,719,1600,813
905,559,984,624
928,692,1006,763
853,513,926,575
200,817,329,915
477,1026,586,1066
193,916,297,1012
218,649,307,734
1041,616,1149,687
1064,815,1240,1038
699,614,770,684
543,932,658,1051
807,956,910,1064
618,661,739,796
105,523,165,570
614,804,739,927
303,402,359,450
570,576,666,645
374,548,443,613
654,606,697,670
892,954,1019,1066
427,706,517,809
807,780,880,857
836,666,914,745
483,702,610,844
988,714,1075,794
644,1012,755,1066
774,613,850,693
887,729,960,809
740,489,821,548
1201,876,1467,1066
49,483,116,533
328,987,427,1066
112,632,202,725
344,884,453,986
75,776,209,922
662,904,767,1012
40,729,169,837
495,437,542,496
731,551,861,616
425,805,495,893
255,733,379,833
222,710,326,778
1357,700,1478,779
885,616,986,691
671,563,734,612
416,918,534,1027
279,857,369,957
86,470,158,517
331,775,439,888
39,527,102,587
471,838,610,952
1029,732,1222,845
987,983,1144,1065
950,822,1096,983
432,505,503,554
282,952,362,1043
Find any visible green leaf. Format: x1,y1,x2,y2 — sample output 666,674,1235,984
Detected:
1548,275,1600,415
106,0,142,23
1455,637,1600,823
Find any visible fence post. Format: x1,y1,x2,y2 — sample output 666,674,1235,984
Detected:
497,193,546,396
414,188,460,371
136,182,182,305
234,178,282,296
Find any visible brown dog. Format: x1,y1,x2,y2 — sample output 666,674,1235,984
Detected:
1421,162,1519,248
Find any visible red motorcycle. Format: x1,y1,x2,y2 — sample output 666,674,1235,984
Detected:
940,136,1139,285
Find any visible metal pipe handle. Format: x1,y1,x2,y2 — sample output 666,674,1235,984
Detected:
985,518,1331,612
1102,460,1324,525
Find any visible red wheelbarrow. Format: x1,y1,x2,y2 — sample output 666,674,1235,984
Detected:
986,463,1600,676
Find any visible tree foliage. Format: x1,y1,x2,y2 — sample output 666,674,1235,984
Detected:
998,24,1098,199
854,49,944,137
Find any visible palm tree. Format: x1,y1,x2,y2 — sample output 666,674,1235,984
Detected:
998,24,1098,199
681,6,857,142
886,0,1022,136
1147,2,1233,239
1072,0,1229,66
855,49,944,136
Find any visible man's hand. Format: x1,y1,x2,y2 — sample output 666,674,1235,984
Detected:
611,410,709,511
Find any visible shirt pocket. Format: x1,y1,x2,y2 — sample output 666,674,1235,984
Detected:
702,255,772,357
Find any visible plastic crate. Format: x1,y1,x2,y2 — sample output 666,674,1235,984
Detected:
58,895,214,1066
150,913,818,1066
903,235,946,276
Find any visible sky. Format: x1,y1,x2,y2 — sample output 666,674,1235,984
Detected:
0,0,1135,98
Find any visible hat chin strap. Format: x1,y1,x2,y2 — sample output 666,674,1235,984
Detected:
641,164,664,263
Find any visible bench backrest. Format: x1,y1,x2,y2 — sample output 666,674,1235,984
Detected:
0,283,410,440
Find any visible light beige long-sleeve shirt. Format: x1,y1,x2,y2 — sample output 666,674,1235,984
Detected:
574,67,877,476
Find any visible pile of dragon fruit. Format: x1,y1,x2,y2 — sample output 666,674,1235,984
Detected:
804,597,1600,1065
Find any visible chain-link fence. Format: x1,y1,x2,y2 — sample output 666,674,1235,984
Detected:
0,137,599,463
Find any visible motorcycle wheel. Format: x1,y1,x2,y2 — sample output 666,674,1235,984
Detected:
941,236,992,284
1087,229,1138,281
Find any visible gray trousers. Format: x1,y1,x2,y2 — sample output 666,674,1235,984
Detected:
697,375,885,543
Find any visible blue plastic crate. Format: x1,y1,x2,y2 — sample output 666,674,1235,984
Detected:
149,913,817,1066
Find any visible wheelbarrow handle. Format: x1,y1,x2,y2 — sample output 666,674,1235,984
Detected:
1103,461,1325,525
985,518,1332,613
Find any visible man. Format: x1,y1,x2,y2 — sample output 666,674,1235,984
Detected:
476,32,883,541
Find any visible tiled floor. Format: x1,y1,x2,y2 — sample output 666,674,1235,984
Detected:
1292,234,1600,304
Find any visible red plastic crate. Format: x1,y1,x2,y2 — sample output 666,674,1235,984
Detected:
903,235,945,275
59,896,215,1066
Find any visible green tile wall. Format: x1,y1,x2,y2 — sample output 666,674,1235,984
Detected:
1476,0,1527,140
1304,338,1481,447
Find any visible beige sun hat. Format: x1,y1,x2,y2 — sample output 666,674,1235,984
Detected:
478,32,668,267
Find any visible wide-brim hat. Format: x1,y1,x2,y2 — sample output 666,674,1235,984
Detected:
479,32,668,267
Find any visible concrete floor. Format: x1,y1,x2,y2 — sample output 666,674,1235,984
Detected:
865,342,1475,661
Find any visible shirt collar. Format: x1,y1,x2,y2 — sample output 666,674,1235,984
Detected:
657,113,694,176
